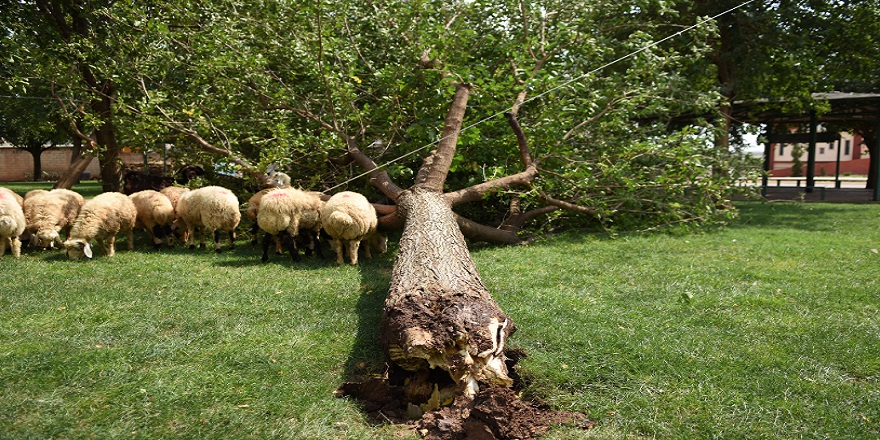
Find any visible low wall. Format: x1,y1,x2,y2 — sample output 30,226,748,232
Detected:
770,158,871,177
0,147,163,182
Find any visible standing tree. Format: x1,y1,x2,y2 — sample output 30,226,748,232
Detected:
0,89,69,181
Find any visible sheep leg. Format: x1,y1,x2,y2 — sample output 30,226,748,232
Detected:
99,237,114,257
211,229,222,252
312,230,323,258
249,222,260,246
11,237,21,258
126,229,134,251
332,239,344,265
261,232,273,263
228,230,236,250
198,227,206,249
363,239,372,260
274,236,283,255
162,225,174,247
346,240,360,265
0,237,6,257
151,225,166,249
284,231,301,262
187,226,196,249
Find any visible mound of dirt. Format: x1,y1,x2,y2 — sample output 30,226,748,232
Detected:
336,375,593,440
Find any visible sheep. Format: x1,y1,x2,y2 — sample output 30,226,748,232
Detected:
256,188,324,263
1,187,24,206
175,185,241,252
320,191,387,265
160,186,190,244
245,167,292,250
23,188,85,249
129,190,175,249
0,186,26,258
23,189,48,201
63,192,137,259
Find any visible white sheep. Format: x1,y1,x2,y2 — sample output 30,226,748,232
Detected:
1,187,24,206
320,191,387,265
63,192,137,259
256,188,323,262
129,190,175,248
246,167,292,249
0,186,27,258
175,185,241,252
23,188,85,249
160,186,190,245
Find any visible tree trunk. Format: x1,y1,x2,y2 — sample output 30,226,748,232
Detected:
93,81,122,193
54,154,94,189
381,188,515,411
27,143,44,181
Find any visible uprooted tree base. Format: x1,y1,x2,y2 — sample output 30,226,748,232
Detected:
336,354,592,440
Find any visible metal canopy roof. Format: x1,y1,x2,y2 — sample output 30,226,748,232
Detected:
732,92,880,125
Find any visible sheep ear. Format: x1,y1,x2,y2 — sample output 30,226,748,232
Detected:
266,163,277,173
83,242,93,259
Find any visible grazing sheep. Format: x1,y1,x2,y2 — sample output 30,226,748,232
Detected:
0,187,26,258
23,189,85,249
256,188,323,262
23,189,48,201
129,190,175,248
245,167,293,251
63,192,137,259
175,186,241,252
160,186,190,244
1,187,24,207
320,191,385,265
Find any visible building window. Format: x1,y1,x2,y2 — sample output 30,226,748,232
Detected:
828,142,834,150
845,140,851,155
779,145,785,157
820,147,825,154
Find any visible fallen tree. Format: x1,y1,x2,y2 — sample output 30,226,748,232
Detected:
337,84,587,439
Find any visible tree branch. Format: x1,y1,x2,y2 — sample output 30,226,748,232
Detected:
413,83,471,192
455,213,523,245
345,138,405,201
445,112,538,206
444,167,538,206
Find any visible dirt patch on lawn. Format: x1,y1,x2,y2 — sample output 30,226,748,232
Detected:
336,350,593,439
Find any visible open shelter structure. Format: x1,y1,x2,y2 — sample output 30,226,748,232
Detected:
733,92,880,202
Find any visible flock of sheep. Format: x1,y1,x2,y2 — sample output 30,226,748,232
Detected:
0,171,387,264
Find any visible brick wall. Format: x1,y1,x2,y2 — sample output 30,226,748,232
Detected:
0,147,162,181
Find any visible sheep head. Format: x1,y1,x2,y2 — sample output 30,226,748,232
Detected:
63,238,93,260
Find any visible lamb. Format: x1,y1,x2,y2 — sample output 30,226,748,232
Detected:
129,190,175,248
175,185,241,252
256,188,324,262
0,186,26,258
63,192,137,259
320,191,386,265
23,188,85,249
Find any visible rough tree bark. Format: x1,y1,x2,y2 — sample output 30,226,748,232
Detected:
382,188,515,405
377,84,515,410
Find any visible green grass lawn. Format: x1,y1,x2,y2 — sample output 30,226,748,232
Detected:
1,190,878,439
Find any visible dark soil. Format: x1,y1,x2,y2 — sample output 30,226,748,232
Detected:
336,350,593,439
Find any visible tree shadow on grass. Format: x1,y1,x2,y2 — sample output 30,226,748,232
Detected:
731,201,879,233
344,258,394,382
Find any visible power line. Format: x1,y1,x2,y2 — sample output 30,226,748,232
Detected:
326,0,757,192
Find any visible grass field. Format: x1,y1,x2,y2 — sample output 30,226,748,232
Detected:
1,183,878,439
